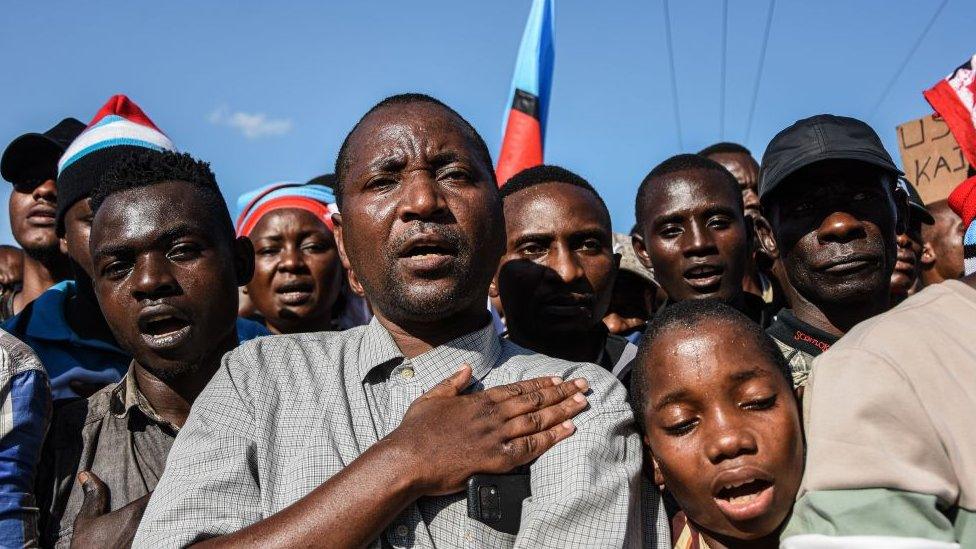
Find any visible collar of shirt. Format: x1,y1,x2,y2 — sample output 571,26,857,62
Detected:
11,280,125,353
767,308,839,356
109,363,179,432
357,315,501,390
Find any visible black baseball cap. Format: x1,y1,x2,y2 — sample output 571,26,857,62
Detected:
898,177,935,225
759,114,903,200
1,118,85,186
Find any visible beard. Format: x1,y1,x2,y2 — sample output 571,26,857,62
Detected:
362,220,498,323
387,221,473,318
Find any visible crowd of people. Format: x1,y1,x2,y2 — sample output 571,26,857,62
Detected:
0,91,971,549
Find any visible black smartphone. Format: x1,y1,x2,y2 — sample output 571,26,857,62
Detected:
466,470,532,535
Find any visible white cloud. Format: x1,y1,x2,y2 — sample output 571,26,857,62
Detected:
208,105,293,139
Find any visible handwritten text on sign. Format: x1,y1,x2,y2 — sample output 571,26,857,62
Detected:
896,114,970,204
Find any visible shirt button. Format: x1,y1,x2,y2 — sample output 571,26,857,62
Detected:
400,367,415,380
395,524,409,537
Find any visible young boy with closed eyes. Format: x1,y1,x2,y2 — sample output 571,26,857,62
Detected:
632,299,804,548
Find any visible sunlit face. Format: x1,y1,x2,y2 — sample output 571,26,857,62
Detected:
640,320,803,542
246,208,342,334
634,169,748,304
334,102,504,325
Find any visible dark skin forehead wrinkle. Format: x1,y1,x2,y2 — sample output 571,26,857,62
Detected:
92,183,229,263
643,169,744,226
645,318,775,407
503,182,612,245
346,103,490,187
250,209,331,242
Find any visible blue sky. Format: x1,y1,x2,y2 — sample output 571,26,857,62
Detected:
1,0,973,245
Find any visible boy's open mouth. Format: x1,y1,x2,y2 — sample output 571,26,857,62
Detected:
712,477,775,522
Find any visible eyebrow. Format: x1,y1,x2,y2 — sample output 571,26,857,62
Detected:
652,389,691,411
728,367,770,383
428,150,466,167
93,223,204,260
512,232,554,248
366,154,407,173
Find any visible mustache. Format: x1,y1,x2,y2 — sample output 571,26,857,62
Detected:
389,222,468,256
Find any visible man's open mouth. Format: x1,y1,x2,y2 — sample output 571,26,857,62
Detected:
683,264,724,291
138,306,192,350
397,233,459,273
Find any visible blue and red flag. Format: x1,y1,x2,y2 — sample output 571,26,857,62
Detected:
496,0,555,187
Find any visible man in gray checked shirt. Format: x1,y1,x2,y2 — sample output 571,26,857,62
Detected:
134,94,652,548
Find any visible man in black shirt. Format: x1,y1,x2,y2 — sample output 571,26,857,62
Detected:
755,115,906,387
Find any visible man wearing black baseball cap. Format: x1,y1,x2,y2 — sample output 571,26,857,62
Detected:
755,114,907,388
0,118,84,321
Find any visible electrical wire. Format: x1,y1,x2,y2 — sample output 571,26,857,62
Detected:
720,0,728,139
867,0,949,119
745,0,776,142
663,0,684,149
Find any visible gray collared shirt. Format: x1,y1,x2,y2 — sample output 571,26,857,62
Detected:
37,363,177,548
134,317,658,548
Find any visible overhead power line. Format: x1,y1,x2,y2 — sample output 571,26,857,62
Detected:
745,0,776,142
663,0,684,149
720,0,728,139
867,0,949,120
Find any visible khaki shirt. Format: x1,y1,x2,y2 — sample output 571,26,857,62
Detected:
36,364,177,548
784,280,976,547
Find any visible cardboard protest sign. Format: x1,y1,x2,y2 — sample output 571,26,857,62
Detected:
896,113,970,204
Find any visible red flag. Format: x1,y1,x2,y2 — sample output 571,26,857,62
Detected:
924,54,976,168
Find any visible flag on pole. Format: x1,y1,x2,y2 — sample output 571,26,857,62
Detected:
495,0,555,187
924,53,976,168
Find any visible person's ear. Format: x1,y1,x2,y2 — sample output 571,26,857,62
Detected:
488,275,500,299
648,449,666,488
233,236,255,287
59,236,69,256
754,214,779,260
744,214,756,250
333,213,353,271
920,241,938,269
632,233,653,270
346,267,366,298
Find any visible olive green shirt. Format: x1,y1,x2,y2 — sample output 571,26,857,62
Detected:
36,364,176,548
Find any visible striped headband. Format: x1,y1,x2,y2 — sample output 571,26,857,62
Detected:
235,182,338,237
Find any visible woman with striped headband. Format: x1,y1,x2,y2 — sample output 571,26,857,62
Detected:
235,179,368,334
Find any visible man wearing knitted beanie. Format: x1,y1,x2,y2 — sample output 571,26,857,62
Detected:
3,95,268,401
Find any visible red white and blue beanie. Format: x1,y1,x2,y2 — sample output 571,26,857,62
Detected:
55,94,176,234
234,182,338,237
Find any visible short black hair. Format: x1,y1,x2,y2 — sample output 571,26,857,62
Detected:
333,93,495,209
91,150,235,240
698,141,753,157
634,153,743,230
499,164,610,225
630,299,792,432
